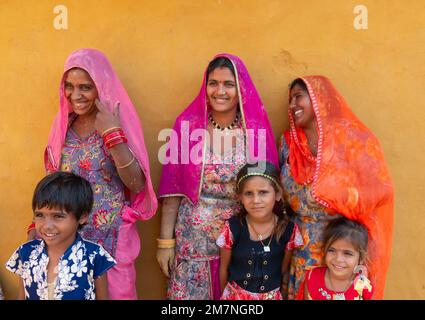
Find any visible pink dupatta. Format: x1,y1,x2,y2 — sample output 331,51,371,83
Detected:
158,53,279,204
45,48,157,223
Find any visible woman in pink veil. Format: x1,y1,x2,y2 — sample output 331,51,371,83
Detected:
29,48,157,299
156,53,278,299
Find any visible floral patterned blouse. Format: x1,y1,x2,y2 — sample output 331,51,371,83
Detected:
60,120,129,257
279,135,340,299
167,127,246,300
5,234,115,300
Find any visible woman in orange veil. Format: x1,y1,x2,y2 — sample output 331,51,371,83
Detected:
280,76,393,299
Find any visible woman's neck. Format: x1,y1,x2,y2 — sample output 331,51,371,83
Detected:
304,125,318,156
209,108,238,128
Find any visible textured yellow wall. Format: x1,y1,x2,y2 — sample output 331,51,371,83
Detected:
0,0,423,299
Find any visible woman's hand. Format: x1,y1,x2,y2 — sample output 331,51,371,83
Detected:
156,248,175,278
94,99,121,135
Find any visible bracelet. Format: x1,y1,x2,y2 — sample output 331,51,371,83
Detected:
105,135,127,145
104,131,125,141
101,127,122,137
116,156,136,169
157,238,176,249
106,138,128,149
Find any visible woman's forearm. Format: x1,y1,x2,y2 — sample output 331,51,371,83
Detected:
159,197,181,239
109,143,145,193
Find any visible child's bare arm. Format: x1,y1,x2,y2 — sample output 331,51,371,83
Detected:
95,274,109,300
17,280,26,300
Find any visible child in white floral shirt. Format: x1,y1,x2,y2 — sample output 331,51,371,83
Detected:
6,172,116,300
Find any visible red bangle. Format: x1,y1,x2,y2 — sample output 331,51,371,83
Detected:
27,223,35,234
103,129,127,150
103,130,125,141
101,127,122,138
106,137,127,149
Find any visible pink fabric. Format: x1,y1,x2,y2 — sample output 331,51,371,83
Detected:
158,53,279,204
209,259,221,300
107,221,140,300
44,48,157,223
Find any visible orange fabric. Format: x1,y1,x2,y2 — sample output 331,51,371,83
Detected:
286,76,394,299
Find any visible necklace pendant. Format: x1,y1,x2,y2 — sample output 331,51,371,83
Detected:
258,235,263,241
263,246,270,252
332,293,346,300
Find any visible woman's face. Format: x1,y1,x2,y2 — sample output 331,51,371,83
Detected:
206,67,239,114
64,68,98,116
289,84,315,129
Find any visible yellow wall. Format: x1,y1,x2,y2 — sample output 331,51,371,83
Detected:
1,0,423,299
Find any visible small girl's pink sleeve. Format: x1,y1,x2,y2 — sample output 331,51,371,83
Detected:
285,223,304,251
216,220,234,249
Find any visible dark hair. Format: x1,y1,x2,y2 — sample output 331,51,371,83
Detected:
323,217,369,263
206,57,236,82
236,161,293,241
32,171,93,228
289,78,308,92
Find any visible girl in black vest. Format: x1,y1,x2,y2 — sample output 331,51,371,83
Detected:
217,161,303,300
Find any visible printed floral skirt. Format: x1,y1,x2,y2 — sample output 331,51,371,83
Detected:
221,281,282,300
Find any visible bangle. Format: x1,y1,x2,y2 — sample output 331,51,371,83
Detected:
157,238,176,249
27,223,35,234
105,137,127,149
116,156,136,169
101,127,122,137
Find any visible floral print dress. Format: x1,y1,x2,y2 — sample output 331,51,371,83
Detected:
6,234,116,300
279,136,340,300
60,123,129,257
167,128,246,300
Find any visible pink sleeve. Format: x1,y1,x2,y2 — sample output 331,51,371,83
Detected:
285,223,304,251
216,220,234,249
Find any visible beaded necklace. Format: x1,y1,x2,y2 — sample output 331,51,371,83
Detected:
208,112,239,131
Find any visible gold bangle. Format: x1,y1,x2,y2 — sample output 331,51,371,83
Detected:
101,126,122,137
157,238,176,249
116,156,135,169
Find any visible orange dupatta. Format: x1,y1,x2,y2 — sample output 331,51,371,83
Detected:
286,76,394,299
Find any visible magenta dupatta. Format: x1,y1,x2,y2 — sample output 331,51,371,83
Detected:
45,48,157,222
158,53,279,204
